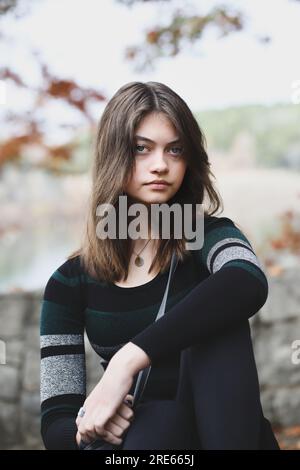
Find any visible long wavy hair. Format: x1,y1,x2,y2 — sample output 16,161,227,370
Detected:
68,81,224,283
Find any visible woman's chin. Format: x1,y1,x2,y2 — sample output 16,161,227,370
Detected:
145,197,171,206
125,190,173,206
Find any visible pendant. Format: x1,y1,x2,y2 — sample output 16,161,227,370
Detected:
135,256,144,267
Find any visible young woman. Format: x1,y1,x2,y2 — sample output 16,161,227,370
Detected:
40,81,280,450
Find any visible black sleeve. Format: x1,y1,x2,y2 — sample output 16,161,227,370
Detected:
40,256,86,450
41,415,79,450
130,265,267,366
130,217,269,366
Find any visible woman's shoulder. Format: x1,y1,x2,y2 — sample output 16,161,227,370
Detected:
202,214,250,248
204,214,237,233
61,253,83,275
45,253,85,291
191,214,252,272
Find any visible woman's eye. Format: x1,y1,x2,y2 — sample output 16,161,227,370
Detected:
134,145,183,156
135,145,147,153
170,146,183,156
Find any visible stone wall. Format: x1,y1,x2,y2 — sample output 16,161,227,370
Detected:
0,291,101,450
0,267,300,450
250,266,300,427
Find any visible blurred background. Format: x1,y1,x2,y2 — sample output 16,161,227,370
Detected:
0,0,300,450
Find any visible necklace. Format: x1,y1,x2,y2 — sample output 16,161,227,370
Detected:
133,239,151,267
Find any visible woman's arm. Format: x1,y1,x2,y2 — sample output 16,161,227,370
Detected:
126,217,269,368
42,415,79,450
75,358,135,446
40,257,86,450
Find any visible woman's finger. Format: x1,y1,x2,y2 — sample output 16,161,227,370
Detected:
76,415,82,427
117,404,135,423
78,431,95,444
123,394,134,406
105,415,130,437
91,401,131,435
102,428,123,446
78,420,99,442
113,411,129,426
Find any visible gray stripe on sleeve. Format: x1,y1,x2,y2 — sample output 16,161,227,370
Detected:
40,334,84,348
212,245,262,274
40,354,86,403
207,237,254,272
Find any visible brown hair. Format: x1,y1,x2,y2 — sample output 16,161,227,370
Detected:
68,81,224,282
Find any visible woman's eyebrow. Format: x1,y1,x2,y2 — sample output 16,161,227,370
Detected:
134,135,181,145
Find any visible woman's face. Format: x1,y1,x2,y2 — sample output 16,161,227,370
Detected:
125,112,187,206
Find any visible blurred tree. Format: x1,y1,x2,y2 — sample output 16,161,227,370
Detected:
0,63,106,168
0,0,107,169
118,0,246,73
0,0,17,15
0,0,299,170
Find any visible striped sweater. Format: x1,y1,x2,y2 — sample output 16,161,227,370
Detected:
40,215,268,449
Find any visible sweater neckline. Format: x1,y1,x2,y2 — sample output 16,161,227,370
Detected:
108,270,166,293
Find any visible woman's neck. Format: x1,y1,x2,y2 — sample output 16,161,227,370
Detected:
130,230,158,253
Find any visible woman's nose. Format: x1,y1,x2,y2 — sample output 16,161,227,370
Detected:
150,151,169,171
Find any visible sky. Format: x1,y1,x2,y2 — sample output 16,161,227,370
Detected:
1,0,300,141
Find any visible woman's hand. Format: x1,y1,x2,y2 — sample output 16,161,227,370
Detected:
76,394,134,447
75,341,151,447
76,360,135,446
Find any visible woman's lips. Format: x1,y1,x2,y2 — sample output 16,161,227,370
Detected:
147,183,170,189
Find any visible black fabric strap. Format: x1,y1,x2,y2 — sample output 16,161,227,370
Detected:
131,251,178,407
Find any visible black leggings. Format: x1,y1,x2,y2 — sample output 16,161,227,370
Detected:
122,321,280,450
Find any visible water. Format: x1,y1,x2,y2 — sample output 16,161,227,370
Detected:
0,222,82,293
